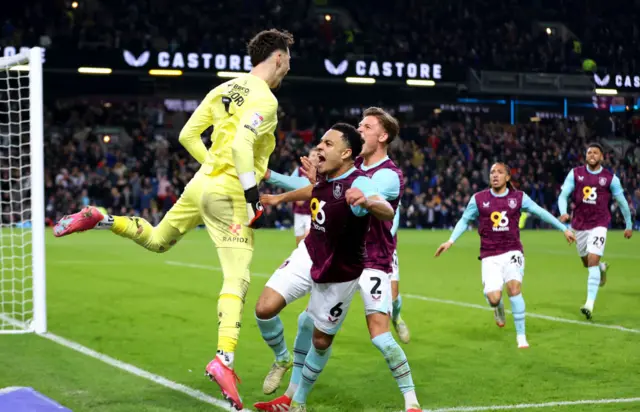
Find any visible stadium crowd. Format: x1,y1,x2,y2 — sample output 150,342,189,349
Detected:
1,0,639,73
23,99,639,232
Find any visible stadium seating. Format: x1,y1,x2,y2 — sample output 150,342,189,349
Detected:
31,100,638,231
2,0,638,72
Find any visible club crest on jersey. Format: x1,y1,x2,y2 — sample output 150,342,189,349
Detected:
250,112,264,128
333,182,343,199
508,198,518,209
599,177,607,186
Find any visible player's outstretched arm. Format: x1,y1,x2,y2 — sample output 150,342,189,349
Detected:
265,169,310,191
261,184,314,206
522,194,575,244
178,92,214,164
232,101,278,229
610,176,634,238
435,195,479,257
557,170,575,222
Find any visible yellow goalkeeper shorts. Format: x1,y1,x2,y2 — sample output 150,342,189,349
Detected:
164,172,254,250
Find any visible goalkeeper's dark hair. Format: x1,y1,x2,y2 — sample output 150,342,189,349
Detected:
587,142,604,154
331,123,362,160
247,29,295,67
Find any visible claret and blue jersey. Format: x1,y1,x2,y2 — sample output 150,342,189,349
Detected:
450,188,567,259
557,165,632,231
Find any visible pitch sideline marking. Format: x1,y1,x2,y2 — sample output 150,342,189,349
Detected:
164,260,640,334
402,294,640,334
50,260,640,334
7,259,640,411
4,313,640,412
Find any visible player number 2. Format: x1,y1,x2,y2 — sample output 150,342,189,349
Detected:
329,302,343,318
592,236,605,247
369,276,382,295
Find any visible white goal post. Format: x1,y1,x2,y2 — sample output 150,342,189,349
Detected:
0,47,46,334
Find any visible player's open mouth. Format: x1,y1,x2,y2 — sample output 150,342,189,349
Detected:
317,155,326,164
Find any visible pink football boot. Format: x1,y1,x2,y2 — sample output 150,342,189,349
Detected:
54,207,104,237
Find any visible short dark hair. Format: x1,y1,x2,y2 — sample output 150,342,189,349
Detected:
331,123,362,160
247,29,294,67
363,107,400,144
587,142,604,154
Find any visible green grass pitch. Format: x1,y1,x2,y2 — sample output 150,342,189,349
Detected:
0,229,639,412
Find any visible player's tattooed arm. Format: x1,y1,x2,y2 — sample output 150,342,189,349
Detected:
260,184,313,206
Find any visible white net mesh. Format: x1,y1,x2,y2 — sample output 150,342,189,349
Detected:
0,56,34,333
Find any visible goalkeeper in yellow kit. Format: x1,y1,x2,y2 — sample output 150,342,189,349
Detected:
53,29,294,410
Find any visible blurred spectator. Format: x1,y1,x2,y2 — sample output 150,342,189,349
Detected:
1,97,637,231
2,0,639,73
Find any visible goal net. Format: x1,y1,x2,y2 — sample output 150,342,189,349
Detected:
0,48,46,334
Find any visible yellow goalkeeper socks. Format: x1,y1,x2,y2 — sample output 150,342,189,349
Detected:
217,294,244,355
111,216,149,239
110,216,180,253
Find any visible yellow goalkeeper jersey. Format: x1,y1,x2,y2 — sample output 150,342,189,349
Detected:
178,74,278,192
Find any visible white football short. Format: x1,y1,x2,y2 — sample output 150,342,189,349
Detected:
575,226,607,257
390,249,400,282
359,268,393,316
266,242,360,335
481,251,525,294
293,213,312,237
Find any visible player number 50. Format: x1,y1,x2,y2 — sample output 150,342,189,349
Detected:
510,255,523,267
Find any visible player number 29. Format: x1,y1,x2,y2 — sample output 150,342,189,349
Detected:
592,236,605,248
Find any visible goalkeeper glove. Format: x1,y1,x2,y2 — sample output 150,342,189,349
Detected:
244,186,267,229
